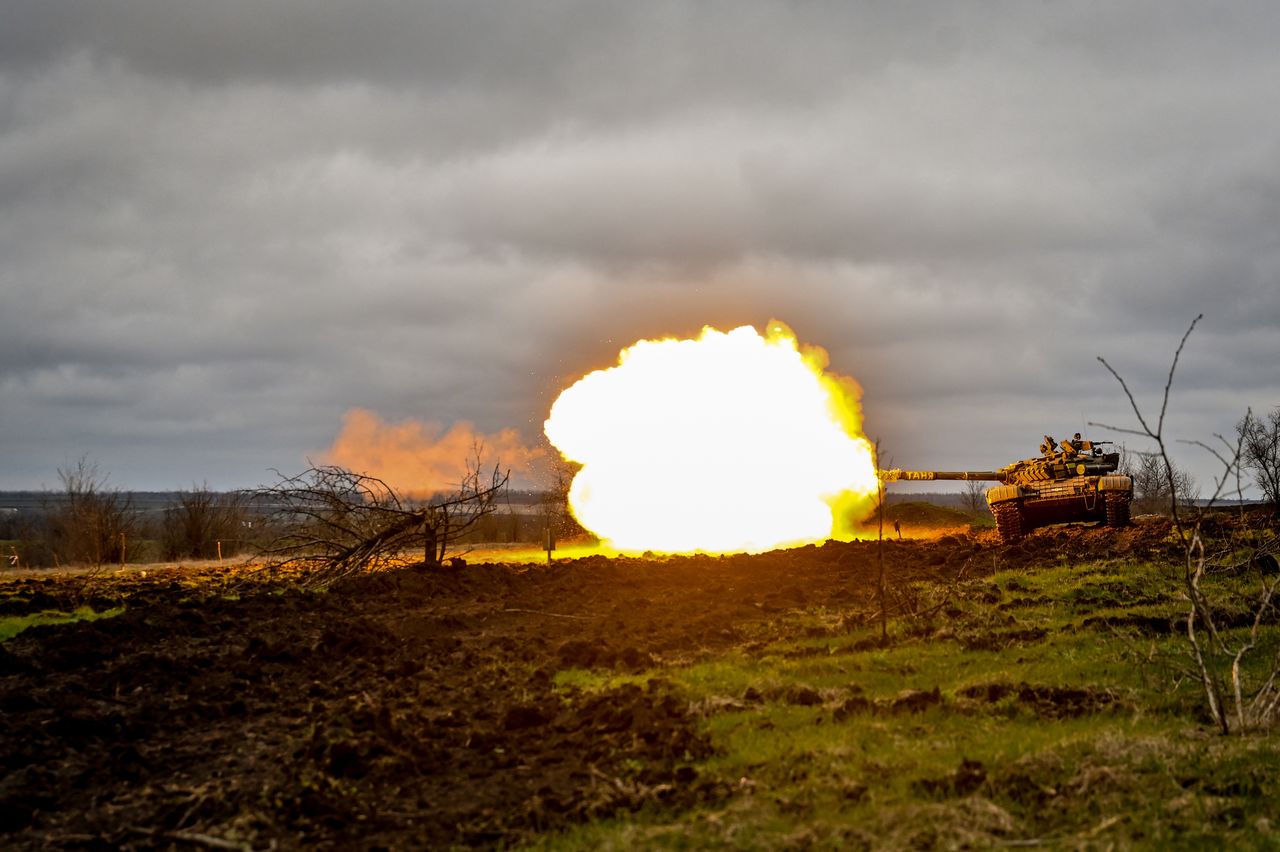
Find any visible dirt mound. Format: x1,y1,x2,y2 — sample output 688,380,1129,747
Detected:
958,681,1125,718
880,501,979,528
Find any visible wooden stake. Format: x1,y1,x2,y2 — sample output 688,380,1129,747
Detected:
875,438,887,644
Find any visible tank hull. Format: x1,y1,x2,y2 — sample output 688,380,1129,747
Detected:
986,474,1132,543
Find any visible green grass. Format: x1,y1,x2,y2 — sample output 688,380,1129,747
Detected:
539,558,1280,849
0,606,124,642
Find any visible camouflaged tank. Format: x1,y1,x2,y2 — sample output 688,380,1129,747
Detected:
879,435,1133,544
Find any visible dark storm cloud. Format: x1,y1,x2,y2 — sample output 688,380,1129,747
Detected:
1,1,1278,492
0,3,947,91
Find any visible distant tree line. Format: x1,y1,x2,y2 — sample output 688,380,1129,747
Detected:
0,455,585,570
1125,449,1199,515
1239,408,1280,509
0,457,263,569
1119,406,1280,515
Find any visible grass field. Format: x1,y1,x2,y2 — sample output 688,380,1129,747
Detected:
0,605,123,642
535,556,1280,849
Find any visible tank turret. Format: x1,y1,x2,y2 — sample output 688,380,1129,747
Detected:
879,434,1133,543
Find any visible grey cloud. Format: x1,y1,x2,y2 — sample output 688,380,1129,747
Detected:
2,2,1279,493
1,3,948,90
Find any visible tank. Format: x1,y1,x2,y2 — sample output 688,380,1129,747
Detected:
879,434,1134,544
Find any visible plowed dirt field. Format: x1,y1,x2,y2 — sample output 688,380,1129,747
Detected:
0,522,1181,849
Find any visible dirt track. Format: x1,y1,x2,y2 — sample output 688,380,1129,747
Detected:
0,523,1179,849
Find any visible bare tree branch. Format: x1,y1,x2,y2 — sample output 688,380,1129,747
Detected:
255,451,509,587
1098,315,1280,733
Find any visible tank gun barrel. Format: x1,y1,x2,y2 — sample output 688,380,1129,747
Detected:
878,469,1006,483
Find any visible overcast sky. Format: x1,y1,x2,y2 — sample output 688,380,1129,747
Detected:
2,1,1278,495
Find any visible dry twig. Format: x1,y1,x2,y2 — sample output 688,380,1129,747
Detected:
255,447,508,587
1094,315,1280,732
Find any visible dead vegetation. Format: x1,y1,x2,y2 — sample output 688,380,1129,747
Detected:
1096,314,1280,733
256,449,508,586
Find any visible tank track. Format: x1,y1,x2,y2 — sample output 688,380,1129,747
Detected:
992,501,1023,544
1104,491,1131,528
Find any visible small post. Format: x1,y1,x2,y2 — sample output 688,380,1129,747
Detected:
423,518,438,567
217,540,223,564
119,531,127,568
875,439,887,645
544,527,555,565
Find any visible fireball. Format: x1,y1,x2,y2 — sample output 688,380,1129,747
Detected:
543,322,878,553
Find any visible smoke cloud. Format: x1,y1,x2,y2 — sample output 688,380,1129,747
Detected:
320,409,547,496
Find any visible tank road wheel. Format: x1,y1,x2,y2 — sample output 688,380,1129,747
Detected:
992,501,1024,544
1105,491,1131,528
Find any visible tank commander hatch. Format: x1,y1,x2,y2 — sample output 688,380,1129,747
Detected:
1062,432,1096,459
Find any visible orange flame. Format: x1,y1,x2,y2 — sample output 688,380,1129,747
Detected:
321,408,545,496
543,322,878,553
